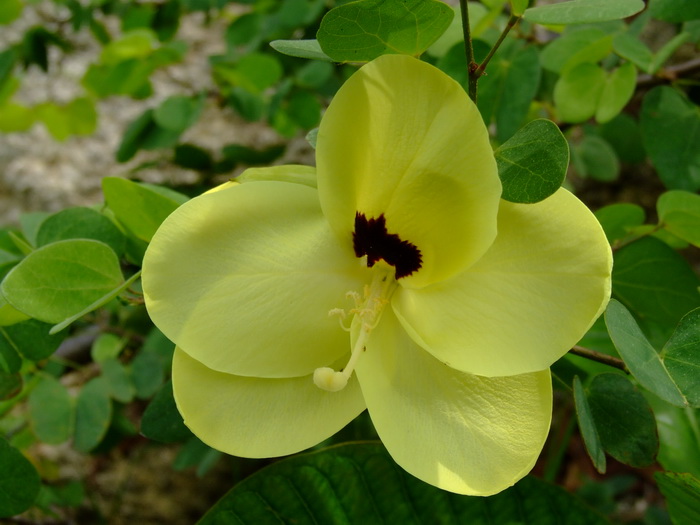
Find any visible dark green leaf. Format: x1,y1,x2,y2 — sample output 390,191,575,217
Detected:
495,119,568,203
36,206,126,256
646,395,700,478
524,0,644,25
640,86,700,191
586,373,658,467
657,190,700,247
572,135,620,181
1,240,124,324
650,0,700,23
140,380,193,443
574,375,607,473
226,13,262,48
598,113,646,163
199,443,609,524
317,0,454,62
174,144,213,171
28,375,74,444
0,370,21,400
269,39,333,61
228,86,265,121
116,108,181,162
606,299,690,407
130,349,165,399
102,177,184,242
612,237,700,337
594,203,645,243
656,472,700,525
0,438,41,518
1,319,66,362
74,377,112,453
295,60,334,89
662,308,700,406
540,27,612,74
285,90,321,129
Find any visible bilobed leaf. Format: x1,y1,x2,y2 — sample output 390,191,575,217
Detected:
102,177,185,242
1,240,124,324
656,472,700,525
540,28,612,74
0,438,41,518
36,206,126,256
198,443,608,524
101,358,135,403
28,375,74,444
524,0,644,25
612,237,700,337
657,190,700,247
605,299,689,407
554,62,606,123
270,39,333,61
594,203,645,243
573,376,607,473
317,0,454,62
494,119,569,203
586,373,658,468
596,62,636,123
91,333,125,362
640,86,700,191
74,377,112,453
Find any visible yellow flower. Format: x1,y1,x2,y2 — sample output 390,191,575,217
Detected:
142,55,612,496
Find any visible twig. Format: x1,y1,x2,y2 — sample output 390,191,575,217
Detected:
570,345,628,373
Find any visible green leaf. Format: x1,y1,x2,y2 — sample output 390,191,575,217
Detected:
295,60,334,89
154,95,204,132
116,109,181,162
101,358,135,403
540,28,612,75
494,119,569,203
596,62,636,123
269,39,333,61
130,349,165,399
174,144,213,171
554,62,606,123
574,376,607,473
102,177,184,242
656,472,700,525
0,0,23,25
0,370,21,400
20,211,50,247
317,0,454,62
585,373,658,468
1,319,66,362
28,375,74,444
91,333,125,362
640,86,700,191
198,443,609,524
1,240,124,324
594,203,645,243
598,113,646,164
215,53,282,94
511,0,529,16
0,326,22,373
605,299,690,407
612,237,700,337
613,32,653,72
285,90,321,130
650,0,700,23
657,190,700,247
524,0,644,25
662,308,700,407
73,377,112,453
478,42,541,142
140,380,193,443
572,135,620,181
0,438,41,518
36,207,126,256
646,394,700,477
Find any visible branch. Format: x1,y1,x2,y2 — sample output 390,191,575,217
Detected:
637,57,700,87
459,0,478,101
569,345,628,373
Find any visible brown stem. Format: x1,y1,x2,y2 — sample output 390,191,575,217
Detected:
473,14,521,78
637,57,700,87
570,345,628,373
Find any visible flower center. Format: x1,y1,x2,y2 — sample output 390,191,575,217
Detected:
313,264,398,392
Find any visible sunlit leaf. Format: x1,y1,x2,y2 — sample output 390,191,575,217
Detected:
524,0,644,25
657,190,700,247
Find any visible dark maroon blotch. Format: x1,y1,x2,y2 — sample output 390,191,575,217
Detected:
353,212,422,279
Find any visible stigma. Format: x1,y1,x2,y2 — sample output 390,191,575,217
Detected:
314,265,397,392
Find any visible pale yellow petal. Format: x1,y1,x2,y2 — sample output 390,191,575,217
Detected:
317,55,501,288
393,188,612,377
172,348,366,458
356,310,552,496
143,179,369,378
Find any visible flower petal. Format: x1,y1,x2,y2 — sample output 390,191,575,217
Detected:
356,310,552,496
316,55,501,288
143,179,369,378
393,188,612,377
172,348,366,457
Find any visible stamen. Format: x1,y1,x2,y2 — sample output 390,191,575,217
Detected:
315,266,397,392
